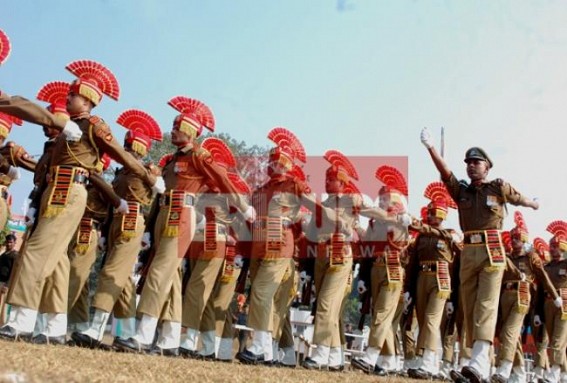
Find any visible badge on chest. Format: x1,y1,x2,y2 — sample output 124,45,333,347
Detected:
486,195,498,207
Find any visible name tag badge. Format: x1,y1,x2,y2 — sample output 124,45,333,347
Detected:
560,268,567,276
436,240,446,250
519,262,526,271
486,195,498,207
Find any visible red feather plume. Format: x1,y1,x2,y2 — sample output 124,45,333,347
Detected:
201,137,236,168
36,81,70,105
324,149,359,180
0,29,11,66
546,220,567,239
66,60,120,100
288,164,307,182
533,237,550,257
168,96,215,132
116,109,162,141
228,172,251,194
513,211,528,231
375,165,408,196
343,181,361,196
267,127,306,163
0,112,22,126
500,231,512,252
423,181,456,209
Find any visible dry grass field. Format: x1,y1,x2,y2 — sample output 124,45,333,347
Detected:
0,340,424,383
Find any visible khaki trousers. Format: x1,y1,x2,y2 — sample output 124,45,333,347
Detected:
497,290,527,363
39,255,69,313
416,272,447,351
199,267,241,335
68,227,98,319
544,298,567,369
367,262,403,349
137,206,195,321
92,213,145,314
460,244,504,346
312,257,352,347
247,226,295,332
182,240,226,329
272,260,296,341
8,183,87,310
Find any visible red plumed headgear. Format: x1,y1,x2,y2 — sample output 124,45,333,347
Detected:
0,29,11,66
37,81,70,121
423,181,456,220
375,165,408,214
66,60,120,106
323,149,360,194
201,137,236,168
117,109,162,157
510,211,529,243
533,237,550,262
267,127,306,174
0,112,22,139
227,172,251,195
546,220,567,252
168,96,215,139
100,153,112,172
500,231,512,254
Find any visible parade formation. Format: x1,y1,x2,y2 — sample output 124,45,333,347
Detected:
0,27,565,383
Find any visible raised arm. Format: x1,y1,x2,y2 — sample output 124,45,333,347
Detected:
420,127,452,181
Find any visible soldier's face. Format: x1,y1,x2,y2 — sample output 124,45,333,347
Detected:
511,237,524,251
325,176,343,194
66,92,91,114
466,159,489,182
171,128,191,146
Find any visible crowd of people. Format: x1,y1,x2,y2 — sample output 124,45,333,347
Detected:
0,28,565,383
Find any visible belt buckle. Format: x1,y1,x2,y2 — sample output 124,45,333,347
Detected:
470,233,482,244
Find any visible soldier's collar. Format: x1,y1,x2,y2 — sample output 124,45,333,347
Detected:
176,143,194,154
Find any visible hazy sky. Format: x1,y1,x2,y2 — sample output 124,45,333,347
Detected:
2,0,567,240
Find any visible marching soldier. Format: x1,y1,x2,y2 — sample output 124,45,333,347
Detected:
115,96,253,354
541,221,567,383
351,165,411,376
491,213,560,383
179,137,245,358
532,237,552,381
406,182,461,379
237,128,339,365
67,153,120,334
72,109,162,348
302,150,401,371
199,173,250,362
420,128,539,383
0,59,163,341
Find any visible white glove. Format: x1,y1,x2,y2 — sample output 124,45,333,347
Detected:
357,280,367,295
243,206,256,222
403,292,413,313
420,127,434,149
25,207,36,226
397,213,412,227
357,302,363,313
234,254,244,268
523,242,533,253
299,271,311,284
97,237,107,252
7,166,20,180
533,315,542,327
62,120,82,142
520,272,526,282
151,176,165,195
554,296,563,309
141,232,151,250
116,199,129,214
445,302,454,316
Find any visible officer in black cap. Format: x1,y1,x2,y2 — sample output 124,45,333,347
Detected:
464,147,492,169
420,128,538,383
